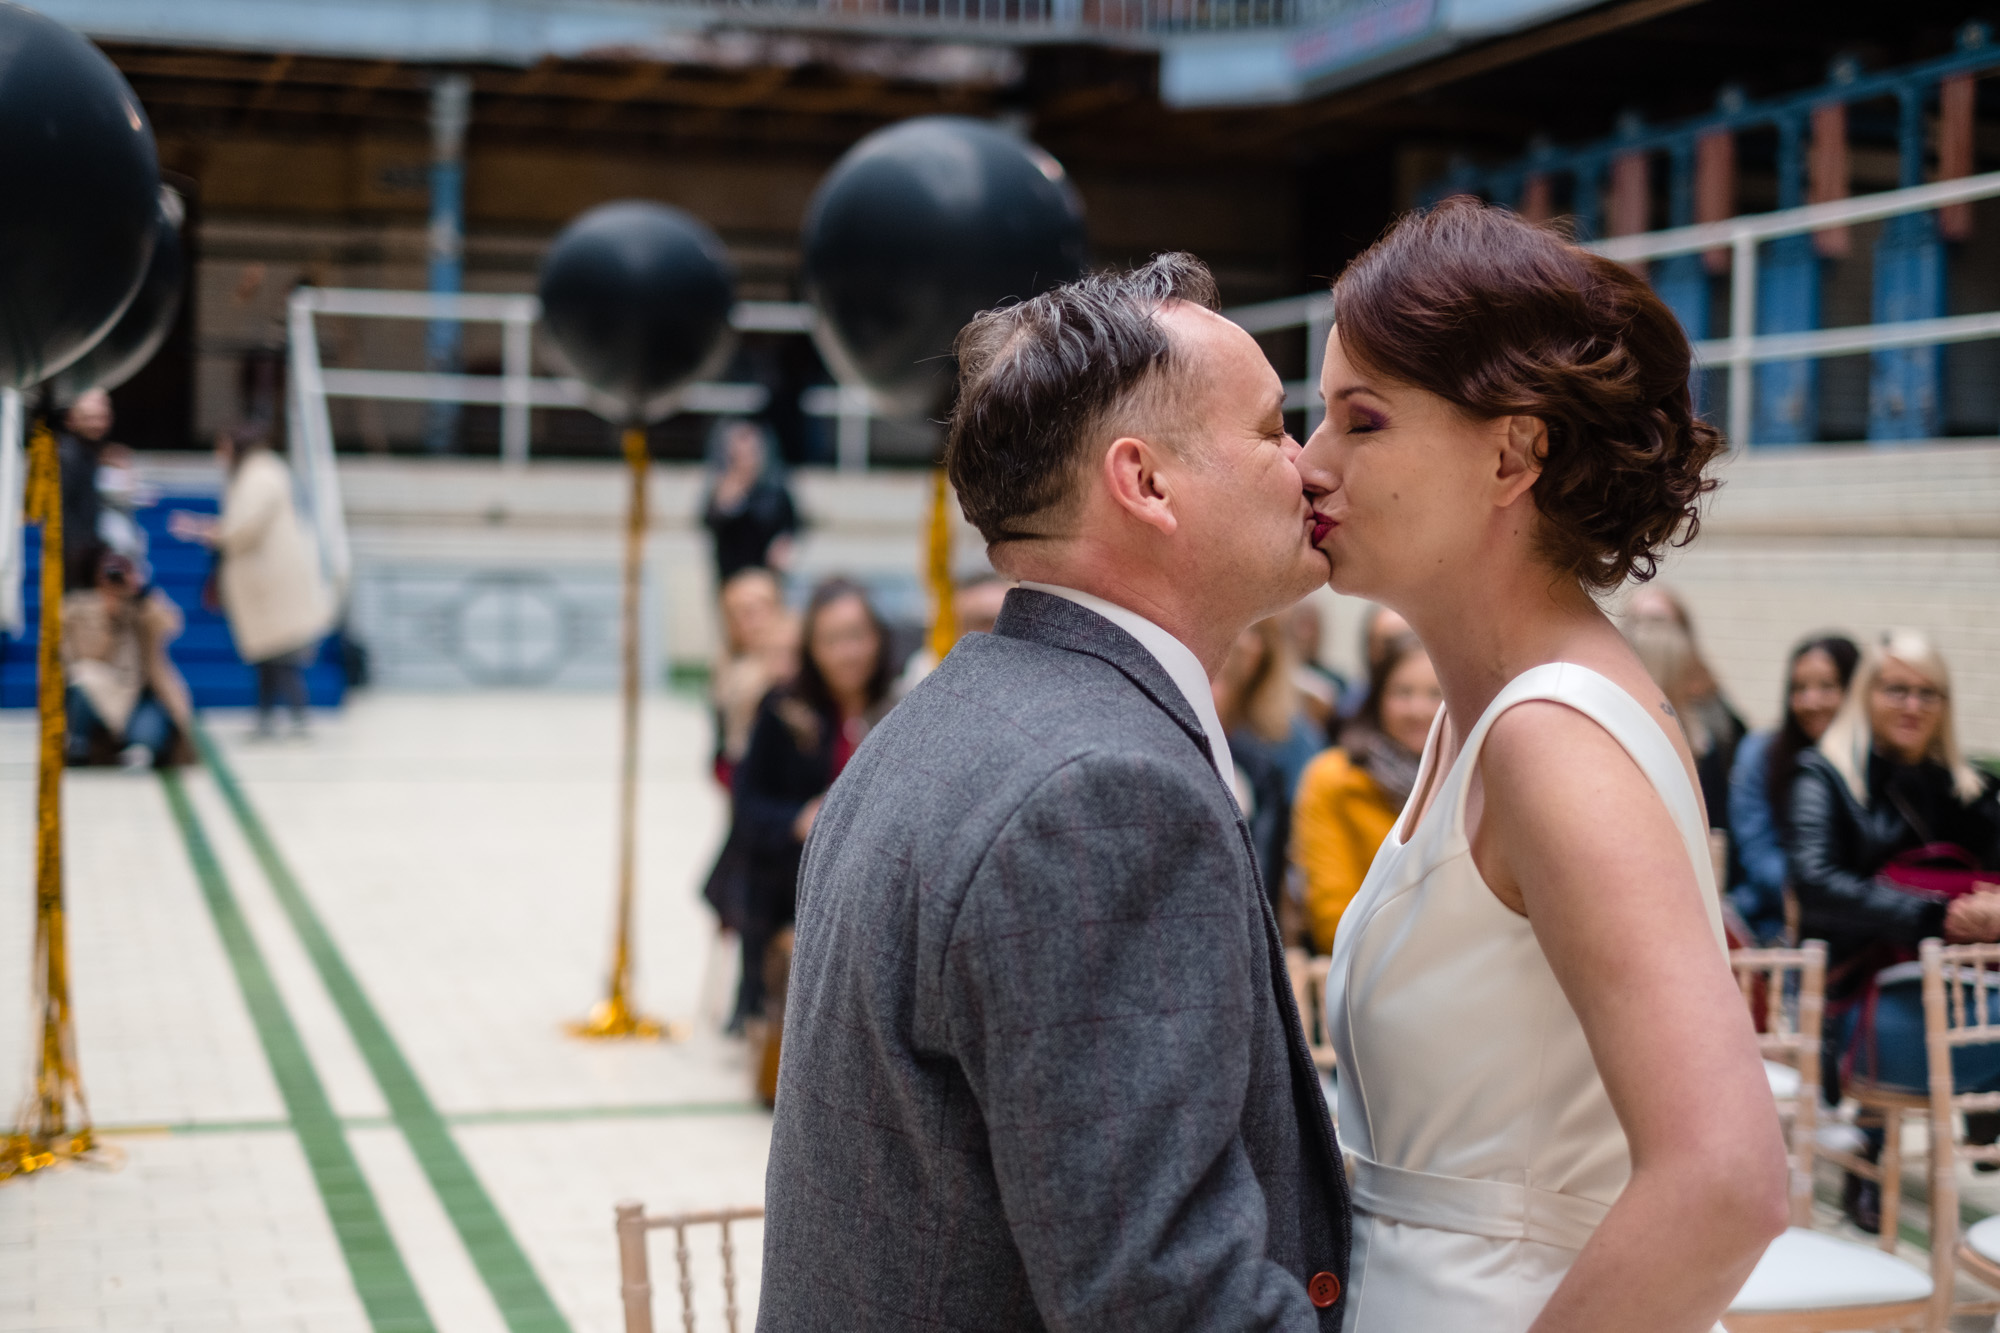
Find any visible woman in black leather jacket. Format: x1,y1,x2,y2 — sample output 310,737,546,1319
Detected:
1790,629,2000,1230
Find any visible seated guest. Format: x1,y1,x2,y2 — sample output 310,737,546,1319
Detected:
1790,629,2000,1231
1627,585,1746,832
1625,615,1741,839
709,567,800,788
1213,615,1325,901
950,572,1011,638
895,572,1013,695
62,548,193,770
1726,633,1859,944
703,567,801,1029
730,577,895,1025
1286,600,1343,734
1336,602,1409,729
1293,633,1440,953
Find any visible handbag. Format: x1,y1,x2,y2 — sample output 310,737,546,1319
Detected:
1879,841,1984,900
1878,778,1985,901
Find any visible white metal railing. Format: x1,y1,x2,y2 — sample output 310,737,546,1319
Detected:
1591,167,2000,451
698,0,1366,37
286,287,808,605
291,288,776,468
1226,168,2000,452
1224,292,1335,428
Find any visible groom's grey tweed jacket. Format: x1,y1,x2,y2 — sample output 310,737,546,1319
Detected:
759,589,1350,1332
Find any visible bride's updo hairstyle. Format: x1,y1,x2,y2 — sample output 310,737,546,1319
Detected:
1333,196,1723,590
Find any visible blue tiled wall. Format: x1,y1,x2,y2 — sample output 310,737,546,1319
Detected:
1,495,346,709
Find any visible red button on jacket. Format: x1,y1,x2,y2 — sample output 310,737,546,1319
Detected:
1308,1271,1342,1309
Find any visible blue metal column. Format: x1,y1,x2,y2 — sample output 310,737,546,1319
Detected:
1755,110,1820,445
1869,81,1947,441
1655,138,1709,337
424,73,471,456
1572,155,1605,241
1654,139,1710,414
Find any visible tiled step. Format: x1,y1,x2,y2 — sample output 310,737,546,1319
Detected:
2,493,345,710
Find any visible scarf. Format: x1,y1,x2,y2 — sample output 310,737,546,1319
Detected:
1352,726,1422,810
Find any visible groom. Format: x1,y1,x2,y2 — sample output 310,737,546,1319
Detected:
759,253,1350,1330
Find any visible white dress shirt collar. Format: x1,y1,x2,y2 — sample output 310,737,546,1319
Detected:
1018,582,1235,792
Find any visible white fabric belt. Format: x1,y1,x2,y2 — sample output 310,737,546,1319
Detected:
1348,1154,1610,1252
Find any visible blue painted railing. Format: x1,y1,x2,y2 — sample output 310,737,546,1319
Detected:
1428,23,2000,446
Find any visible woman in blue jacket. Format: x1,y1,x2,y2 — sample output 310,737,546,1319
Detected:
1727,633,1859,942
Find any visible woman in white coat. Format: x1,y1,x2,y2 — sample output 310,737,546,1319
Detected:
172,425,332,735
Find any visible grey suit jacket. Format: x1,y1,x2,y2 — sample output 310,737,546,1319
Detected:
759,589,1350,1332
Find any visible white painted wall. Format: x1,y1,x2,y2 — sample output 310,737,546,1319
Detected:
132,444,2000,755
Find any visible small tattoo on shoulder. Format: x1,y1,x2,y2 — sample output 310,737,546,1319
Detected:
1659,701,1677,718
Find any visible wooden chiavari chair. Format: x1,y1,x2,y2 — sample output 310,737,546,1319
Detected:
1819,986,1930,1266
1908,939,2000,1330
616,1200,763,1333
1725,942,1934,1332
1284,948,1338,1077
1734,943,1825,1226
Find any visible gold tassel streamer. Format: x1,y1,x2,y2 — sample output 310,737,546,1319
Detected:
570,425,678,1041
2,420,106,1184
926,467,957,664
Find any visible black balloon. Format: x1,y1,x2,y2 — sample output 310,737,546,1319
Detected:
801,116,1087,417
48,188,186,402
0,2,160,390
537,201,737,421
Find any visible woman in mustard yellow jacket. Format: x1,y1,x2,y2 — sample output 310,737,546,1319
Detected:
1293,632,1441,953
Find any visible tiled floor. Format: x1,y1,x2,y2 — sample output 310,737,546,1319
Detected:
0,693,768,1333
9,691,2000,1331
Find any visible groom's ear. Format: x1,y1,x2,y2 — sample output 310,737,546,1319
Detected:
1103,435,1181,537
1492,415,1546,508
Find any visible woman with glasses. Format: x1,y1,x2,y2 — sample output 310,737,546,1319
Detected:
1790,628,2000,1231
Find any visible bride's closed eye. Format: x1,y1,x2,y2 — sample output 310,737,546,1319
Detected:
1347,407,1387,434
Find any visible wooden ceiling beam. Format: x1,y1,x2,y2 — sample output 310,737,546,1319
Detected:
338,60,404,115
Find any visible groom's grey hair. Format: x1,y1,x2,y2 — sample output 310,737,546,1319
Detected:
946,252,1220,547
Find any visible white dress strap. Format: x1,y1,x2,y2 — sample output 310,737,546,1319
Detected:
1444,662,1715,895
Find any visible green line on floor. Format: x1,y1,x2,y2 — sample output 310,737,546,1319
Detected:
196,725,572,1333
159,769,436,1333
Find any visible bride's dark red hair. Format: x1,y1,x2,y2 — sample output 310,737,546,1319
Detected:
1332,196,1723,590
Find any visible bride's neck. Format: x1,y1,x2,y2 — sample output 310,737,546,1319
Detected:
1401,563,1610,741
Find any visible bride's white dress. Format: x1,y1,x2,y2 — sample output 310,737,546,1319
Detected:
1328,662,1727,1332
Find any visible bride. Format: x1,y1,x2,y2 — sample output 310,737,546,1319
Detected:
1298,197,1787,1332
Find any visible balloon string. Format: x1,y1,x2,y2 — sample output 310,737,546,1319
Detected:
926,468,958,663
2,419,95,1183
611,425,646,1013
